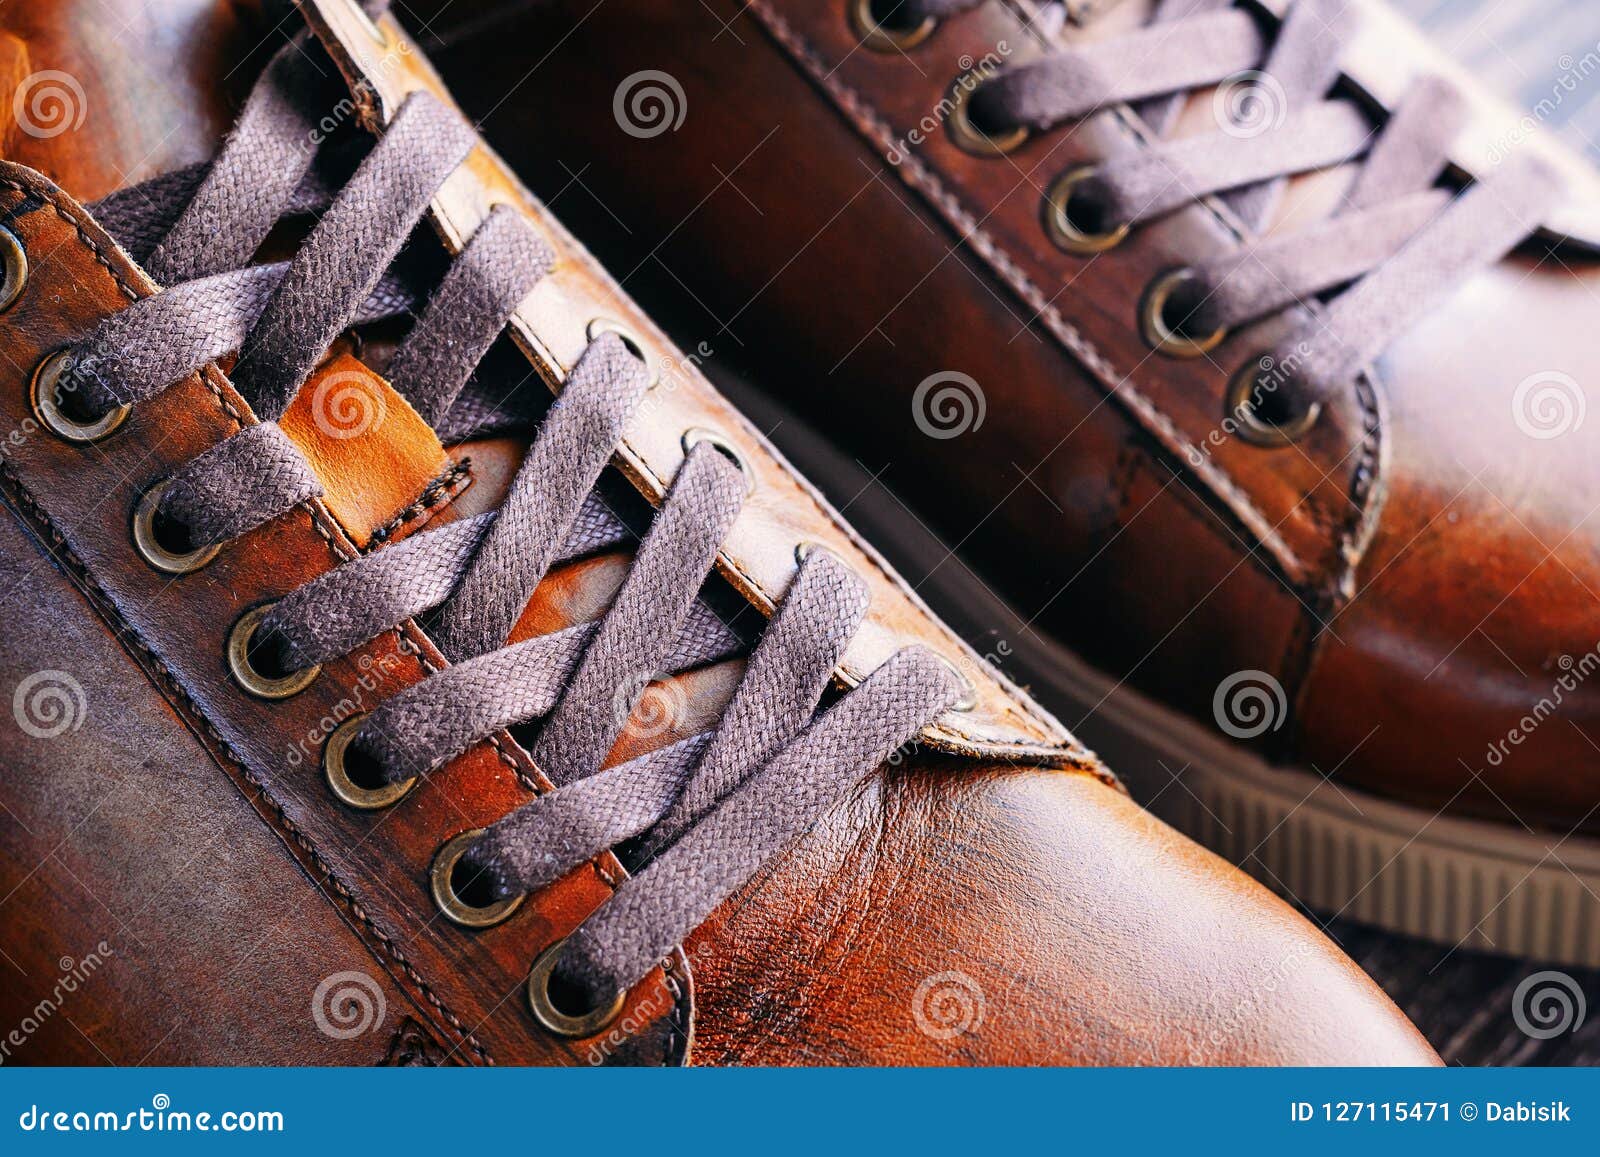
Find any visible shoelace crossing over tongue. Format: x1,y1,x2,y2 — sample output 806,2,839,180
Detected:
64,29,962,1010
899,0,1559,410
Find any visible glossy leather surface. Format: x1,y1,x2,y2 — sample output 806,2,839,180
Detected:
0,0,1438,1064
422,0,1600,835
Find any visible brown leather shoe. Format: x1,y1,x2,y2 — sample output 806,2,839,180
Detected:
0,0,1436,1065
417,0,1600,963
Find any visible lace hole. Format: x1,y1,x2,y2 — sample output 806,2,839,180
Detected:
1141,268,1228,358
526,938,626,1038
1044,167,1131,255
30,350,129,444
227,603,322,700
431,829,524,928
587,318,659,387
849,0,938,51
324,714,417,810
682,427,756,496
0,224,29,314
947,73,1029,155
1224,355,1323,446
131,481,221,575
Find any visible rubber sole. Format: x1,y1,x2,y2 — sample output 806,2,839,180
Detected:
713,369,1600,965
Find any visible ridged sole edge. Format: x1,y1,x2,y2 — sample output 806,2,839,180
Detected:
1146,736,1600,965
988,590,1600,967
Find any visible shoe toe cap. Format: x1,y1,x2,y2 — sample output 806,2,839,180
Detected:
687,763,1439,1065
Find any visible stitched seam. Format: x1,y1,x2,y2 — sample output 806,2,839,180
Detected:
367,457,473,548
0,475,497,1063
661,948,692,1066
995,0,1382,599
1122,449,1325,749
1123,446,1324,596
2,178,503,1063
742,1,1384,595
1107,442,1143,535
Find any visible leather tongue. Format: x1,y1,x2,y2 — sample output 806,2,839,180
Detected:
0,2,456,546
0,0,267,202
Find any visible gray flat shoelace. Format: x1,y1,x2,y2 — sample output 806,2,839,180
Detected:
891,0,1561,425
59,33,960,1015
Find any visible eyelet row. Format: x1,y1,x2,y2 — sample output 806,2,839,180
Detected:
24,212,979,1037
227,604,323,699
588,317,660,387
1039,163,1318,437
430,830,623,1037
1225,358,1323,445
324,713,417,810
1043,167,1130,256
841,3,1322,442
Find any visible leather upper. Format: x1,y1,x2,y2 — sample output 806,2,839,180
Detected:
419,0,1600,835
0,0,1438,1065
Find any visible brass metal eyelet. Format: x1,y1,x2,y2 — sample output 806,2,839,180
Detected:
324,714,417,811
0,224,29,314
131,481,221,575
849,0,938,52
1224,355,1323,447
1043,166,1131,255
1141,268,1228,359
526,938,626,1038
227,603,322,700
935,655,979,712
431,829,524,928
682,427,756,496
587,318,659,387
30,350,128,444
947,73,1029,156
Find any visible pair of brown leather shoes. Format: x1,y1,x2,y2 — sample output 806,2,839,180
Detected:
408,0,1600,968
1,0,1512,1065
